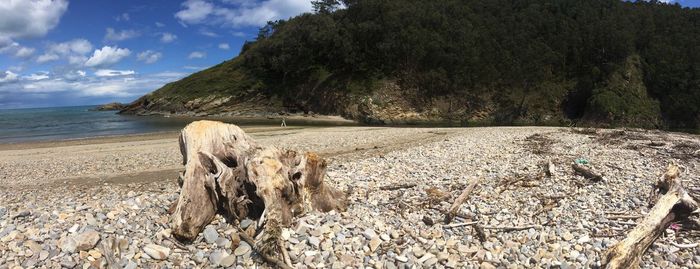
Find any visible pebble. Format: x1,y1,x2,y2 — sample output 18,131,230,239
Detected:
234,242,251,256
143,244,170,260
74,230,100,251
308,236,321,248
369,237,381,252
203,225,219,244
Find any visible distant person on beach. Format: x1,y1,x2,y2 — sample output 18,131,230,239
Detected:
281,117,287,127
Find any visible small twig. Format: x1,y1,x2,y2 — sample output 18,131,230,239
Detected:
379,183,417,191
165,237,188,250
443,221,479,229
670,242,698,249
237,228,293,269
480,224,542,232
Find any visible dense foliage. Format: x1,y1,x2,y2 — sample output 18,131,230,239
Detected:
237,0,698,128
144,0,700,129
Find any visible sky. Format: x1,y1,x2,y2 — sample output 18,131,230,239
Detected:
0,0,698,109
0,0,314,109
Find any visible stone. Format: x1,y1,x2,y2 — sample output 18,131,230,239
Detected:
480,262,496,269
209,250,226,266
577,235,591,244
234,242,251,256
74,230,100,251
143,244,170,260
59,237,77,253
380,233,390,241
39,250,49,260
363,228,377,239
124,261,137,269
369,237,381,252
413,246,426,258
220,254,236,267
88,249,102,259
240,219,254,229
308,236,321,248
203,226,219,244
396,255,408,263
562,232,574,241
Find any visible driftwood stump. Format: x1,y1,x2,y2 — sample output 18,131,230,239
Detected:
170,120,349,266
602,164,698,268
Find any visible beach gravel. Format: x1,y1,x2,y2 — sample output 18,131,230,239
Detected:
1,126,699,268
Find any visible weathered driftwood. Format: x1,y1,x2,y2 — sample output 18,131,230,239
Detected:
601,164,698,268
444,178,479,224
171,120,349,267
572,163,604,182
379,183,417,191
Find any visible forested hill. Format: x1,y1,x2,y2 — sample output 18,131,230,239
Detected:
121,0,700,130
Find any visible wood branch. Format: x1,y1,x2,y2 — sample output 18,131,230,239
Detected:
379,183,417,191
443,221,479,228
444,178,480,224
481,224,542,232
572,163,604,182
237,228,293,269
602,163,699,268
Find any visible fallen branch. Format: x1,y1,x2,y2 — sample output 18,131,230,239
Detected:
572,163,604,182
379,183,417,191
602,163,699,268
444,178,480,224
237,228,293,269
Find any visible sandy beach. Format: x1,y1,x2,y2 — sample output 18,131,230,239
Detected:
1,126,700,268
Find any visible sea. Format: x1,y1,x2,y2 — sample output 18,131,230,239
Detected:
0,106,196,143
0,105,360,144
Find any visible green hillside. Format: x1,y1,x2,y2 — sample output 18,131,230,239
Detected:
122,0,700,130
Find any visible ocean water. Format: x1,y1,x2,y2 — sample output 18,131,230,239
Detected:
0,106,194,143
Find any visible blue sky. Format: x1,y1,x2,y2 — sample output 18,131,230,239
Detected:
0,0,698,109
0,0,313,108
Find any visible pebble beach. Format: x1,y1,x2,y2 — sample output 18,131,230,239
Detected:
1,126,699,268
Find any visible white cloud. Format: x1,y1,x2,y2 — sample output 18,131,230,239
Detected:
160,32,177,43
94,69,136,77
36,53,59,63
115,13,130,22
105,28,139,41
188,51,206,59
0,0,69,39
137,50,162,64
199,28,219,37
174,0,312,28
218,43,230,50
37,39,93,64
14,46,35,57
155,22,165,27
25,72,49,81
0,70,190,104
84,46,131,67
175,0,214,24
0,71,18,83
0,41,35,58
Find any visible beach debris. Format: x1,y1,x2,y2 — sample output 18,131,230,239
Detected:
379,183,417,191
602,163,699,268
171,120,348,267
444,178,480,224
572,162,605,182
